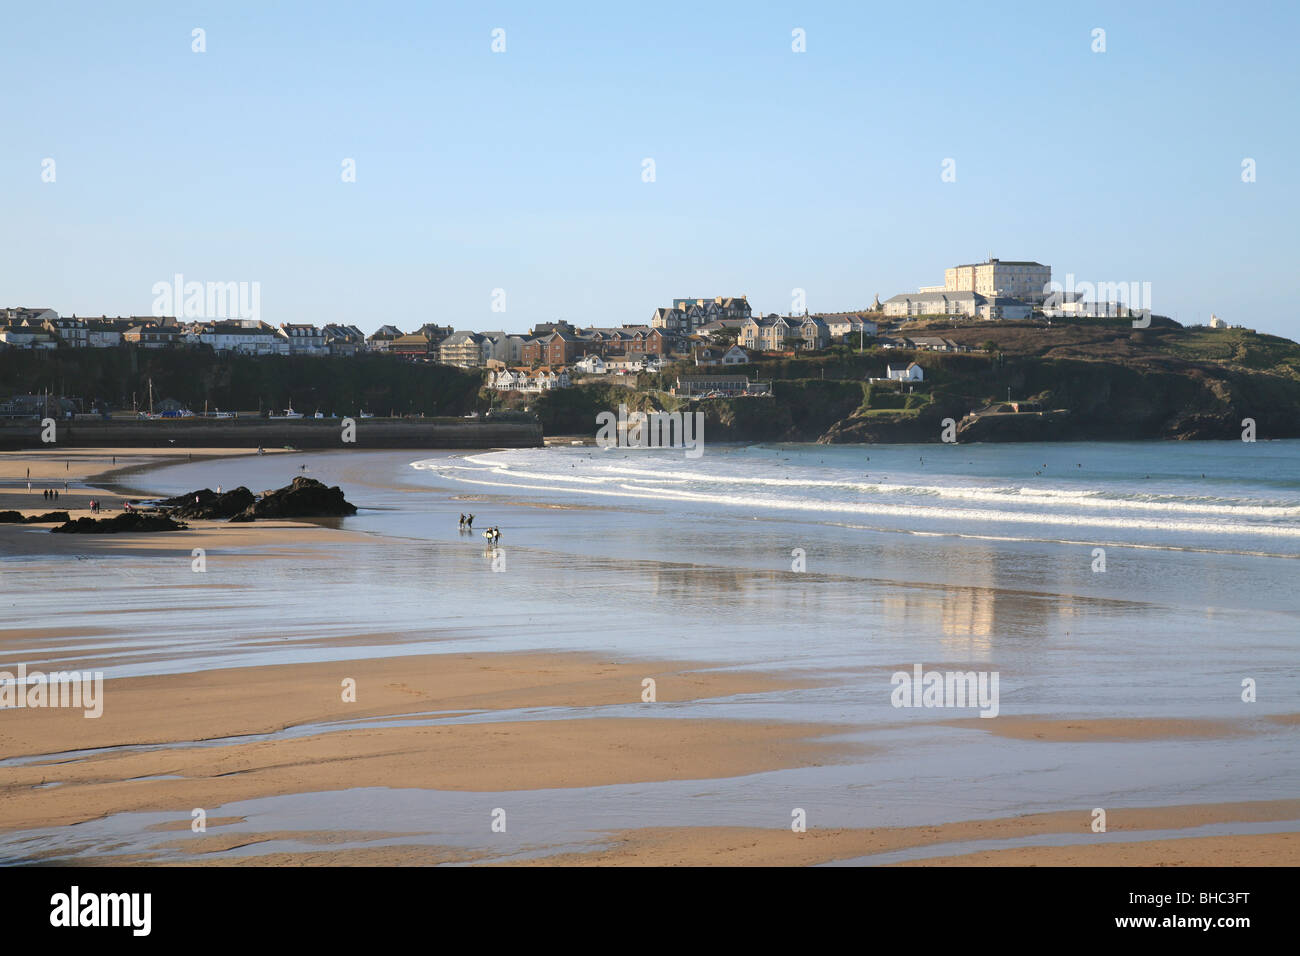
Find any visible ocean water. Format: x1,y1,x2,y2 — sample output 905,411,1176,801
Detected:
3,441,1298,862
421,441,1300,556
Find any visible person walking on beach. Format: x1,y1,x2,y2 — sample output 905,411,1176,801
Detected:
458,513,466,530
466,514,474,530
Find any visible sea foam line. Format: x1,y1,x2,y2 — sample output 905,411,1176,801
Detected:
418,461,1300,539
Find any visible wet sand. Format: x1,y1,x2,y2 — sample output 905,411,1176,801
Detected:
512,800,1300,867
888,832,1300,866
0,649,842,833
939,716,1258,742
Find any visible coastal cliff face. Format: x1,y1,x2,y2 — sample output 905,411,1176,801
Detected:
811,360,1299,444
548,324,1300,444
674,321,1300,444
541,352,1300,445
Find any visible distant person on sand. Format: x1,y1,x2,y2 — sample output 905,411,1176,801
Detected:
458,513,466,529
466,514,474,530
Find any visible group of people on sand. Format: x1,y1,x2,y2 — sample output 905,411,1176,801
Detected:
458,513,501,544
41,488,61,501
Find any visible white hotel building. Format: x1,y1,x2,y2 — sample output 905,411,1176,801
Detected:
944,258,1052,305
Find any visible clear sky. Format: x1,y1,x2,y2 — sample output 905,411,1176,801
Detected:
2,1,1297,338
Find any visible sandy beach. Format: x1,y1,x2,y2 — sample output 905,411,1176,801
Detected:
3,446,1298,866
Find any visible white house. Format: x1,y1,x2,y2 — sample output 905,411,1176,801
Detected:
697,344,749,366
279,323,328,355
489,366,572,392
824,316,878,342
605,357,646,374
532,366,571,389
887,362,924,382
84,319,125,348
1209,313,1229,329
43,317,88,347
0,327,57,349
575,354,607,374
193,322,288,354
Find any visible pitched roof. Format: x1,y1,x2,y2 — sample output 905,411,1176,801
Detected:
885,291,984,304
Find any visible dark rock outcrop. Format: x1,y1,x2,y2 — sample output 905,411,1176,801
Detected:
165,487,256,519
229,477,357,522
25,511,72,524
52,513,189,534
1,511,72,524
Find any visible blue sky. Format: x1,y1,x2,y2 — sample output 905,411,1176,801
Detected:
2,1,1297,337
